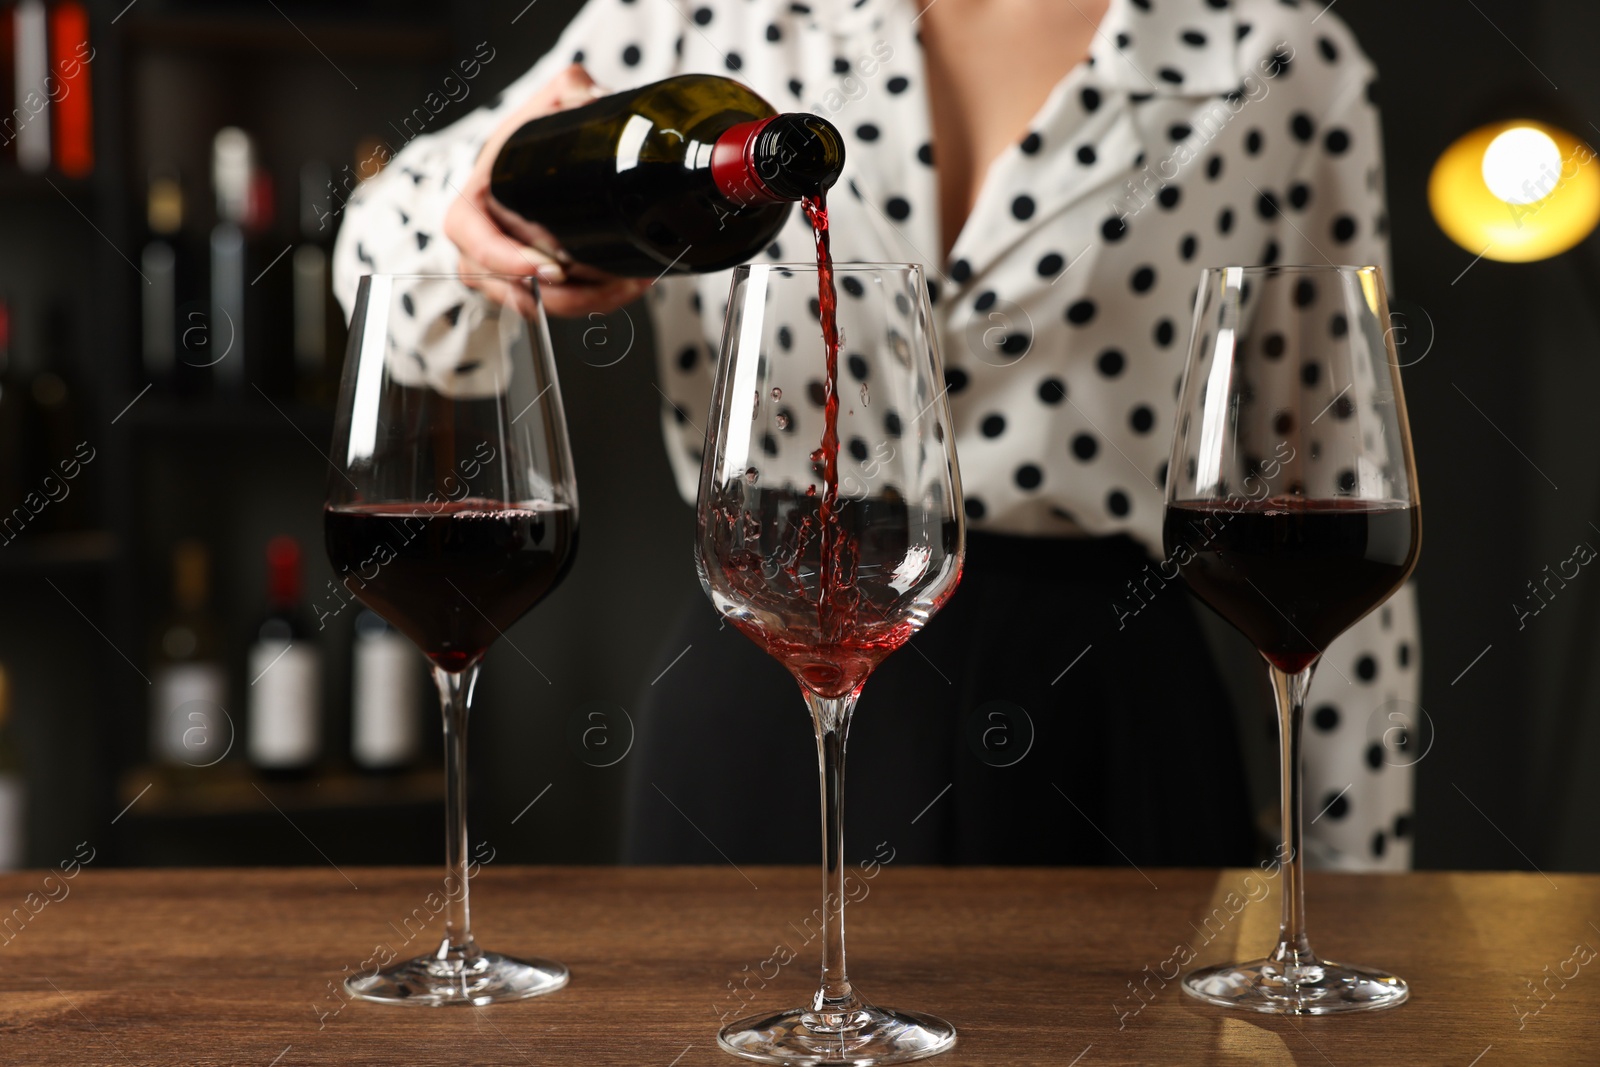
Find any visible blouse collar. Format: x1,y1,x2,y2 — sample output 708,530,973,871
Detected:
800,0,1245,286
808,0,1244,99
1090,0,1243,98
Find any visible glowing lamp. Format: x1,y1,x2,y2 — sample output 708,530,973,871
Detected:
1428,120,1600,262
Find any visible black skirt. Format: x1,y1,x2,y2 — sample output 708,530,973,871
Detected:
622,531,1254,867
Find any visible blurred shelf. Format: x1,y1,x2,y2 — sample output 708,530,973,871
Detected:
121,13,453,60
118,394,336,440
119,762,444,818
0,169,94,204
0,530,117,573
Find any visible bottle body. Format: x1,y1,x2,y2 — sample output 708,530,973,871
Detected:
292,160,343,406
247,536,323,774
0,666,26,871
350,609,421,771
490,74,843,277
0,296,28,520
150,540,229,768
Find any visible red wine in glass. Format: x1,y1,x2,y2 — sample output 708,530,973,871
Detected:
324,498,577,674
1162,497,1417,674
1164,264,1420,1016
713,489,960,699
325,272,577,1007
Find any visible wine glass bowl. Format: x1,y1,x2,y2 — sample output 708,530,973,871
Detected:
324,274,576,1005
698,263,963,1063
1164,265,1419,1014
698,264,963,699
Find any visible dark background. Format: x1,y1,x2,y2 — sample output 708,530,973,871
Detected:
0,0,1593,872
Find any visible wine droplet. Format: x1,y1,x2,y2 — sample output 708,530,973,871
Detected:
859,383,870,405
810,448,825,464
771,387,782,400
744,466,760,485
776,412,790,430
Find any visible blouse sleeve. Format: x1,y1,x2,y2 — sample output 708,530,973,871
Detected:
330,0,686,318
1275,54,1421,872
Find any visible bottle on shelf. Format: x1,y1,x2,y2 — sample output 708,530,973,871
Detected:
209,125,284,391
11,0,49,174
0,665,26,871
350,609,421,772
0,295,27,515
48,0,92,180
209,127,255,393
30,300,91,535
292,159,343,405
150,540,230,769
489,74,844,277
0,5,16,169
141,168,186,392
247,536,323,776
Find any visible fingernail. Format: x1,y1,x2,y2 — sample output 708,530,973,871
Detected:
536,264,566,284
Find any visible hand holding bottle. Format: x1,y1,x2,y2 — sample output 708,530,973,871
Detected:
443,64,653,318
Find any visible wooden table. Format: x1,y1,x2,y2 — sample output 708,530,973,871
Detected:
4,864,1592,1065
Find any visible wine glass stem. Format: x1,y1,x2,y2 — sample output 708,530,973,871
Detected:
1268,662,1317,971
805,691,865,1023
434,663,482,964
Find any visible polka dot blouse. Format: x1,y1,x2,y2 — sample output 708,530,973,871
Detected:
331,0,1420,871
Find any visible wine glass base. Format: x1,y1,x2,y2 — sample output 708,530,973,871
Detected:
344,950,569,1007
718,1005,955,1065
1182,958,1408,1015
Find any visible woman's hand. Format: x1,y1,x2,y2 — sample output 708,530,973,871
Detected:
443,64,653,318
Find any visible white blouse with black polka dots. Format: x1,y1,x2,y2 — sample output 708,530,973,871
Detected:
332,0,1421,870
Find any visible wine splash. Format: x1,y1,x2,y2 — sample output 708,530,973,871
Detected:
800,193,854,646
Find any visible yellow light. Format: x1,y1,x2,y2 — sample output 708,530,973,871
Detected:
1428,120,1600,263
1481,127,1561,204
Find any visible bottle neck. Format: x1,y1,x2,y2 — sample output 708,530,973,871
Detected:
267,567,300,611
173,543,210,613
711,112,846,207
710,117,788,208
265,537,303,610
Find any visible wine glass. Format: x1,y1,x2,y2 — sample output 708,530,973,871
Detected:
324,273,577,1005
698,262,964,1064
1164,265,1420,1014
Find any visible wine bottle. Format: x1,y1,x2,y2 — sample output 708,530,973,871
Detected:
247,536,323,775
0,296,26,518
209,127,252,393
0,665,26,871
350,609,421,772
12,0,48,174
141,168,182,389
292,159,342,405
150,540,229,768
31,301,90,534
0,5,17,168
48,0,92,180
489,74,844,277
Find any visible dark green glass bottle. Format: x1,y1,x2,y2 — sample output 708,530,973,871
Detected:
489,74,845,277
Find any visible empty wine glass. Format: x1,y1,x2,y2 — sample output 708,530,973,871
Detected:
698,262,964,1063
325,273,576,1005
1164,264,1420,1013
